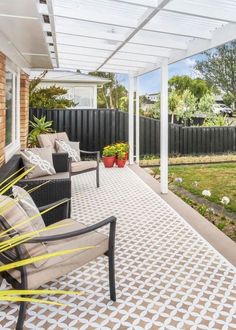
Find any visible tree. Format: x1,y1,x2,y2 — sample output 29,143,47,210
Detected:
29,71,76,109
168,90,181,123
197,93,214,116
90,72,128,110
169,75,212,101
176,90,196,124
195,41,236,107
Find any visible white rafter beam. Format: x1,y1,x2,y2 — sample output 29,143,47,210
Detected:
96,0,172,71
136,22,236,77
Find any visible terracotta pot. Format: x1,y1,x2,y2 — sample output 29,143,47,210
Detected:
117,158,126,168
125,152,129,160
103,156,116,168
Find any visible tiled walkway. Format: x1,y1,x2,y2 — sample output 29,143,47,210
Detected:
1,166,236,329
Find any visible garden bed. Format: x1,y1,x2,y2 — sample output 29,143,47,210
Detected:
150,163,236,241
140,153,236,167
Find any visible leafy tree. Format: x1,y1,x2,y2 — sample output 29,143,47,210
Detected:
197,93,214,115
168,90,181,123
169,75,212,101
195,41,236,107
29,71,76,109
90,72,128,110
223,93,234,108
176,90,197,124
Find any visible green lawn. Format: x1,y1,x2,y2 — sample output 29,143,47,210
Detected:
168,163,236,213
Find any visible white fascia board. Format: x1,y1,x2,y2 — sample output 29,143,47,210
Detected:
0,32,29,68
136,22,236,77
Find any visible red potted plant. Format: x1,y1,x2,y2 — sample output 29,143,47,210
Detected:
102,145,116,168
116,150,127,168
115,142,129,164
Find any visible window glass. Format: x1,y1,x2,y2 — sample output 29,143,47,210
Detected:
74,87,94,108
5,71,14,145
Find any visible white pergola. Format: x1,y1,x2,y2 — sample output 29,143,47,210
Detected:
3,0,235,193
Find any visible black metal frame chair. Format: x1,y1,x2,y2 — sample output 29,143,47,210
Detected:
0,199,116,330
70,149,100,188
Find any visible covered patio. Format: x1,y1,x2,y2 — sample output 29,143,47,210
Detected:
0,1,236,329
1,166,236,329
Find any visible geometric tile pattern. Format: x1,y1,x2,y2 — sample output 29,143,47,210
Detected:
0,166,236,329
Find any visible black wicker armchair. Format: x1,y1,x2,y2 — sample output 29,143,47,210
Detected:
0,153,71,226
0,198,116,330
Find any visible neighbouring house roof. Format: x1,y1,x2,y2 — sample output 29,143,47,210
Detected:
30,70,110,85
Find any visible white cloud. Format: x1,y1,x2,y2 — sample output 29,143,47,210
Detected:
184,58,196,67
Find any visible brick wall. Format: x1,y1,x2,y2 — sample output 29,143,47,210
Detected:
0,52,6,166
20,72,29,148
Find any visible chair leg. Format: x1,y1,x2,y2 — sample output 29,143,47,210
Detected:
96,165,100,188
108,249,116,301
16,301,27,330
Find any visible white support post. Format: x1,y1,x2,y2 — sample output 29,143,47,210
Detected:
160,59,169,194
135,76,140,164
128,75,134,164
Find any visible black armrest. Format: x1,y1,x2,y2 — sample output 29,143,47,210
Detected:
52,153,70,172
38,198,70,212
80,150,100,163
28,216,116,243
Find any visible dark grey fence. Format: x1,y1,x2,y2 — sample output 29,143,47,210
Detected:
30,108,236,156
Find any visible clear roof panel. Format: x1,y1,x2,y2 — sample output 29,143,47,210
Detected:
39,0,236,75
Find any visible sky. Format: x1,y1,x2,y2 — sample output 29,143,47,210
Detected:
117,54,203,95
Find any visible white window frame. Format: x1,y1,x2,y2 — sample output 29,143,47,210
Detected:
4,60,20,162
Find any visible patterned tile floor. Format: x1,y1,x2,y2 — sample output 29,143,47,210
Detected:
0,166,236,329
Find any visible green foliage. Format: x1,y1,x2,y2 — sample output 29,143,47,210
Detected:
176,90,197,124
223,93,234,108
203,115,230,127
102,145,117,157
90,72,128,110
195,41,236,105
197,93,214,115
169,75,212,101
28,116,54,147
169,90,181,123
29,71,76,109
217,222,226,231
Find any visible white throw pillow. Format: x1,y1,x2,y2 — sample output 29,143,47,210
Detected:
55,139,81,162
21,147,56,179
12,185,45,232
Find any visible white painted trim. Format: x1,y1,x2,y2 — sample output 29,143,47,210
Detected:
128,75,134,164
4,62,21,161
160,59,168,194
135,76,140,164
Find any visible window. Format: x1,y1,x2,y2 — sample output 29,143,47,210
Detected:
5,62,20,160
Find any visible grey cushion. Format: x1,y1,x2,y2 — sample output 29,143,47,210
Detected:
55,140,81,162
21,172,70,182
0,196,48,268
21,147,56,179
9,218,109,289
12,185,45,232
71,161,97,172
38,132,69,152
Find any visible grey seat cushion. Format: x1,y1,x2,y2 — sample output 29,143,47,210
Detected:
21,172,70,182
9,219,108,289
71,161,97,172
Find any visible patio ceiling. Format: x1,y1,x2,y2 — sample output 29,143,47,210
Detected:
37,0,236,76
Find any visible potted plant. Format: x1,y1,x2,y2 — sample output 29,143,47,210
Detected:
116,150,127,168
102,145,117,168
115,142,129,164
